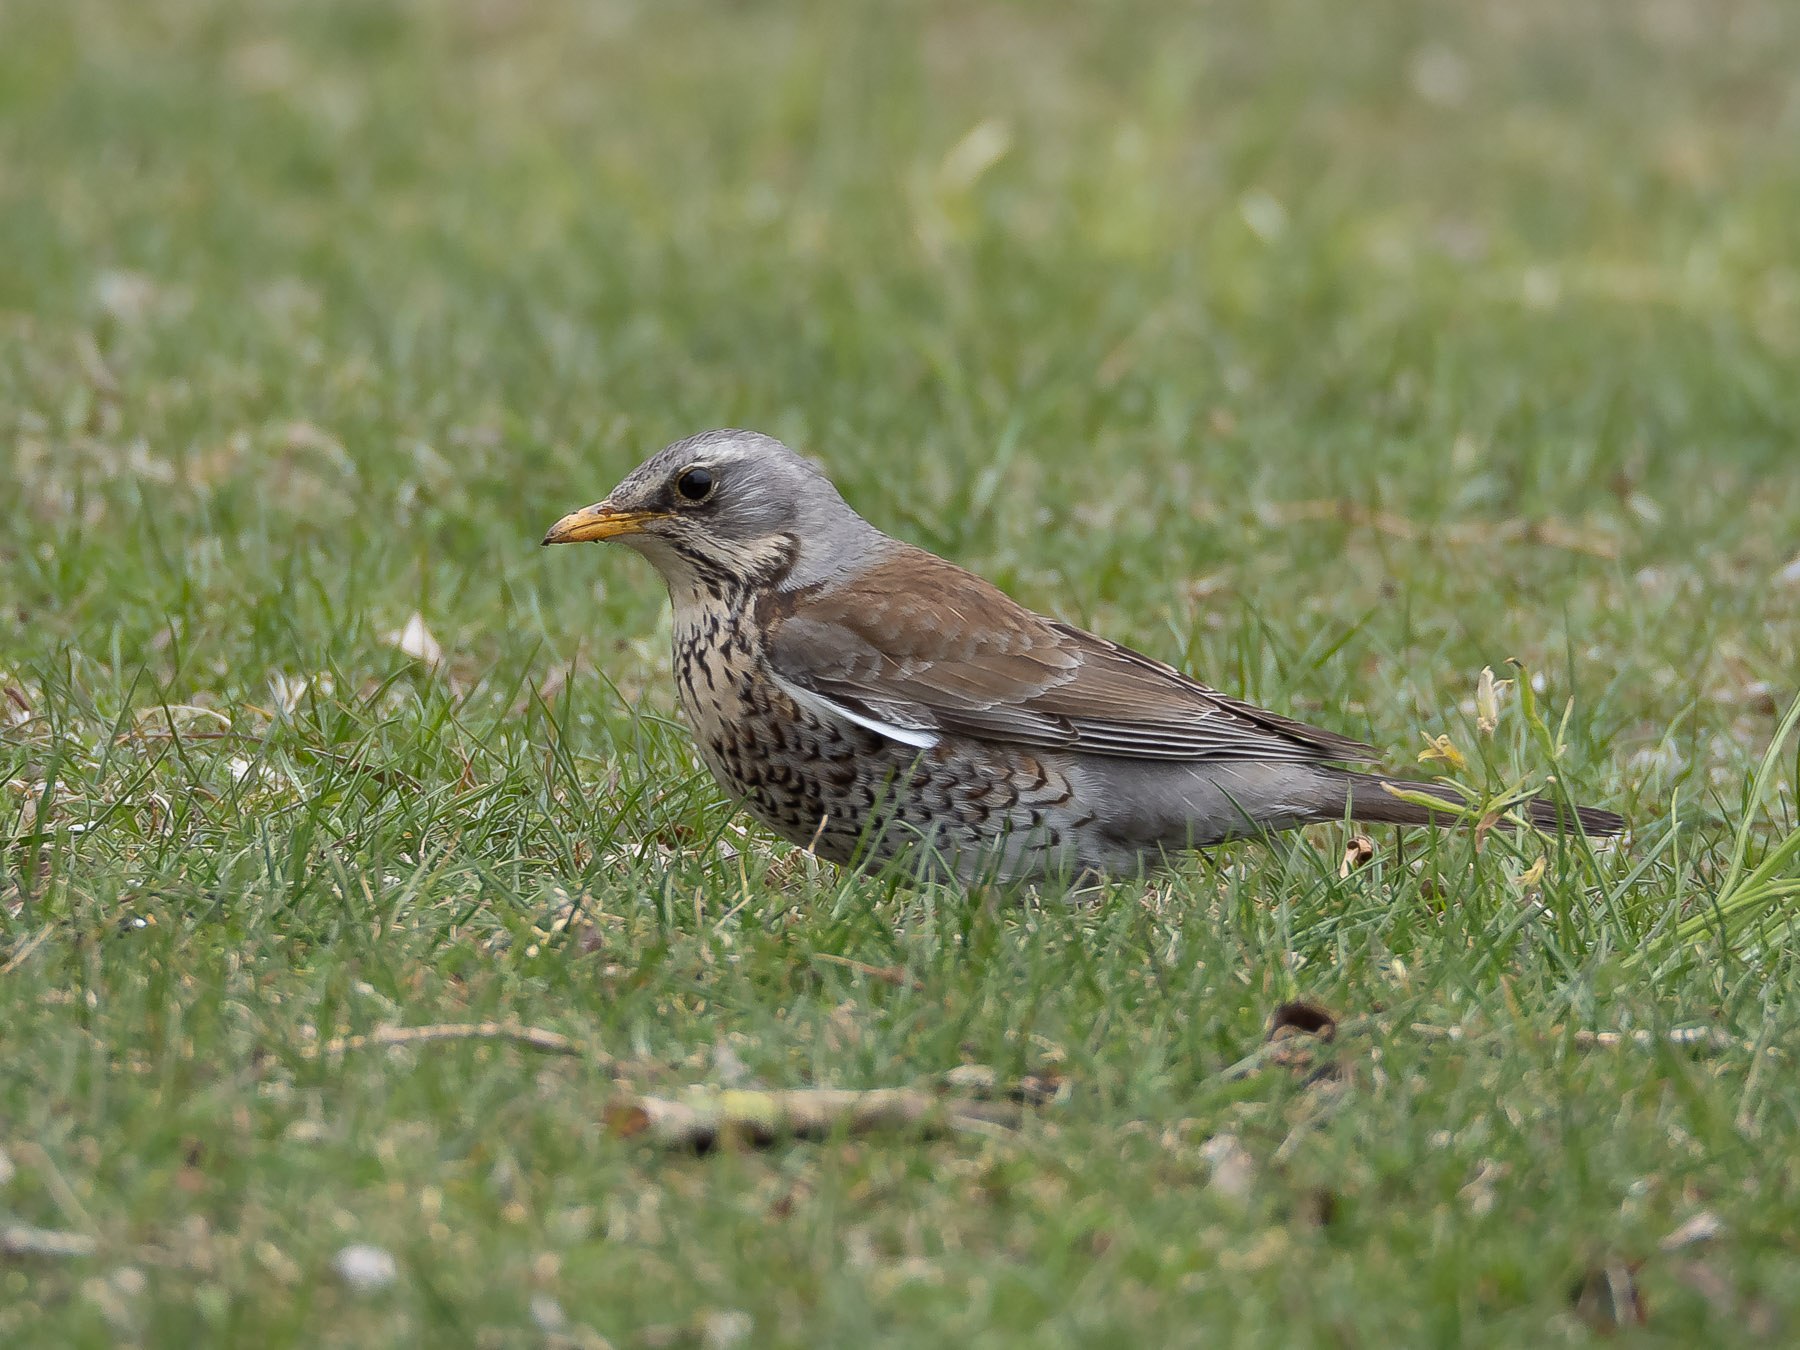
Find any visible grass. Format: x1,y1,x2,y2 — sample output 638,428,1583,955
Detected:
3,0,1799,1343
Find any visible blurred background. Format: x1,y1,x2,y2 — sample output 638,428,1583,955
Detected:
4,0,1799,804
6,6,1800,1342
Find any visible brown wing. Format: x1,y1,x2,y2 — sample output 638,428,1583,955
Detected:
762,544,1377,764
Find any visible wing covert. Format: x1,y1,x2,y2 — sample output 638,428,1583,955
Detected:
761,544,1376,765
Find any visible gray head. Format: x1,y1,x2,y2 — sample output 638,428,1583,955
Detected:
542,429,882,597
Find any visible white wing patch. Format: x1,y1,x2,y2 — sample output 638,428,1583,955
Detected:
771,673,942,749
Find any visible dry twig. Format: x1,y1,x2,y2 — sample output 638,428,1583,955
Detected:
810,952,924,990
2,924,54,975
1,1224,97,1259
607,1087,1021,1151
306,1021,586,1060
1410,1022,1762,1055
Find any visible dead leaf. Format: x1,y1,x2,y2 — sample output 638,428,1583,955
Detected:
1268,1001,1338,1043
383,612,443,669
1659,1211,1724,1251
1199,1133,1257,1203
937,118,1012,192
1339,835,1376,878
1264,1000,1340,1077
711,1038,753,1088
1219,1005,1364,1082
1458,1159,1509,1216
512,656,592,715
1180,573,1230,604
1012,1069,1067,1106
1293,1188,1339,1229
1570,1260,1647,1332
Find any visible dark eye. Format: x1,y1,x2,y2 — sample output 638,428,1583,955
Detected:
675,467,715,502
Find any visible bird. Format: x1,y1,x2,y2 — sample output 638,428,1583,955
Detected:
542,429,1624,885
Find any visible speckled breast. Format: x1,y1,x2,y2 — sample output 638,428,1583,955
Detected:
667,601,1095,882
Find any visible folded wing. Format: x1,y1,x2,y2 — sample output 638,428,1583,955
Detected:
762,543,1377,764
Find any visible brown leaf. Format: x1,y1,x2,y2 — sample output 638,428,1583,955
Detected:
1339,835,1376,878
1199,1133,1257,1203
1457,1159,1509,1217
1570,1260,1647,1333
1268,1001,1338,1043
1265,1000,1340,1075
603,1101,653,1140
1659,1211,1724,1251
382,612,443,669
1012,1069,1067,1106
1293,1187,1340,1229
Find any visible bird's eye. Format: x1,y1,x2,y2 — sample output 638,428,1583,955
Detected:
675,467,715,502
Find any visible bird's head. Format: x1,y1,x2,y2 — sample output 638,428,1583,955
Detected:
542,429,878,599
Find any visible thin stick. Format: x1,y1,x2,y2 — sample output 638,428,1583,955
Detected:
1411,1022,1768,1056
307,1021,586,1059
607,1086,1020,1151
1569,1026,1751,1053
2,924,54,976
811,952,924,990
1,1224,97,1259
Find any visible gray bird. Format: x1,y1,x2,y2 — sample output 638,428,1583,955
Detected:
543,429,1623,884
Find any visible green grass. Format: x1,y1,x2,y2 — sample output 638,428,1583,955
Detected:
4,0,1800,1343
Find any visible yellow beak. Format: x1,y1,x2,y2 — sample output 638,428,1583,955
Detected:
540,501,668,545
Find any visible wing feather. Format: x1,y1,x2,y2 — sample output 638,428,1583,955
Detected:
762,544,1376,765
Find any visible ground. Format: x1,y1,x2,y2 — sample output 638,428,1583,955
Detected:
3,0,1799,1344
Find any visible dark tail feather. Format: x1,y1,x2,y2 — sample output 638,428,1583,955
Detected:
1343,773,1625,837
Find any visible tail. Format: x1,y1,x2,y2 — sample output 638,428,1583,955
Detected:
1342,773,1625,837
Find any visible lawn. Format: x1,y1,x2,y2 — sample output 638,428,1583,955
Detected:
3,0,1799,1344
